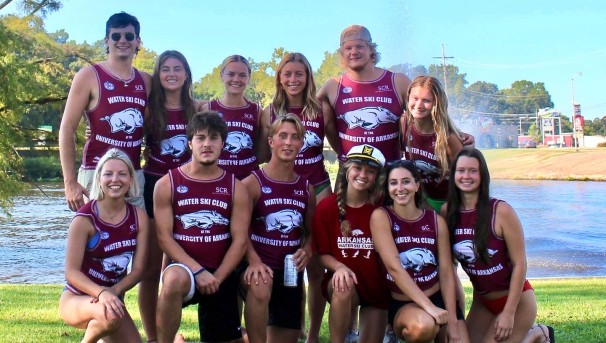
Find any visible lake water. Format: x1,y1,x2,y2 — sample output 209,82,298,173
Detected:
1,181,605,284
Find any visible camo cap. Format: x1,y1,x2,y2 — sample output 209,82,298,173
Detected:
346,144,385,168
340,25,372,46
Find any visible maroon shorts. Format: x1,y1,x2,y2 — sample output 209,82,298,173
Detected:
479,280,533,315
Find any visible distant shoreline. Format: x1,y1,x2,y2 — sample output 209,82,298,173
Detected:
481,148,606,181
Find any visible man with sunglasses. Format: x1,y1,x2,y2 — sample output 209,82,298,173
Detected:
59,12,151,212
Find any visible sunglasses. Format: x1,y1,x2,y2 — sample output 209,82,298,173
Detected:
110,32,136,42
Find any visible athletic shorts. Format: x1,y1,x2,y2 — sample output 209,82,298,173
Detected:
239,264,304,330
143,172,163,218
321,273,389,309
162,263,243,342
313,179,332,196
78,168,145,210
479,280,534,315
388,291,465,328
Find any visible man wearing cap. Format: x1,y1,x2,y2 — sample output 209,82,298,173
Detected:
318,24,410,163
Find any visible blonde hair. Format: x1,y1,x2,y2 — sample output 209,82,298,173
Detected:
220,54,251,75
338,41,381,69
335,160,383,236
268,113,306,138
90,148,139,201
405,76,461,178
272,52,322,121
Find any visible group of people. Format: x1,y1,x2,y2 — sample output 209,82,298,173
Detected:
57,11,554,343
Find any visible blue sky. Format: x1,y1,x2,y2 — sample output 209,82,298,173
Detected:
6,0,605,120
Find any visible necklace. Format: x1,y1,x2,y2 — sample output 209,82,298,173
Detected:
103,63,135,87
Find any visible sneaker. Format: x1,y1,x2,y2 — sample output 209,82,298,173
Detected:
345,330,359,343
383,330,398,343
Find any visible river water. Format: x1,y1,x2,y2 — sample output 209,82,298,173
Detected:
0,181,605,284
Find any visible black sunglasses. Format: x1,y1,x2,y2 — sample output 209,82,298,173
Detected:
110,32,136,42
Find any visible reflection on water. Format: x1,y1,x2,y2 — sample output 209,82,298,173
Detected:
1,181,605,283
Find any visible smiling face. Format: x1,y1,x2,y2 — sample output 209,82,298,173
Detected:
159,57,186,92
99,159,132,199
105,25,140,60
454,156,481,193
221,61,250,96
346,162,379,193
387,167,420,207
269,121,303,162
408,85,435,123
340,39,373,71
279,61,307,99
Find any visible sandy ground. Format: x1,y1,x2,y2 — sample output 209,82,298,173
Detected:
482,148,606,181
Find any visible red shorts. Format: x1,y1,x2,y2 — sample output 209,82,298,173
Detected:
479,280,533,315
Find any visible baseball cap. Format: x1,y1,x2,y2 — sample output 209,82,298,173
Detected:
346,144,385,168
340,25,372,46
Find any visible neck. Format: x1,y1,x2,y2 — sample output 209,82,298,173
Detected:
165,91,182,108
347,65,381,82
184,161,223,180
346,186,370,208
286,94,304,107
221,93,246,107
105,59,133,75
461,192,479,210
263,159,297,182
392,202,422,220
414,118,435,134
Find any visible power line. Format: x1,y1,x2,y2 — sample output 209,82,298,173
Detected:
433,44,454,97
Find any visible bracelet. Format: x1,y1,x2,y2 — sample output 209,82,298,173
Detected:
193,267,205,276
96,289,107,299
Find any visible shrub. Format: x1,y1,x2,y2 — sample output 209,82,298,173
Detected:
597,142,606,148
21,156,62,181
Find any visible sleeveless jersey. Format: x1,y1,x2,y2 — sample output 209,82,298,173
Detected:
333,70,404,162
270,105,330,187
169,167,234,268
402,121,449,200
249,169,310,269
83,64,147,169
144,108,191,176
208,99,260,180
383,207,440,293
452,198,513,294
66,200,139,294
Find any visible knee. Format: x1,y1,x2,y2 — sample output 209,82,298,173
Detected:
330,287,354,305
246,281,272,304
159,269,189,298
400,318,437,343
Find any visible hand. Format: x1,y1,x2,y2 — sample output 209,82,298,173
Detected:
292,248,310,272
425,304,449,326
194,270,220,295
446,322,462,343
331,265,357,292
65,180,89,212
97,288,125,320
84,125,91,140
244,262,273,286
460,132,475,147
493,311,514,341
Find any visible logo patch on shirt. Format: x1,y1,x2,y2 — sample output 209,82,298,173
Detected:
176,185,188,194
342,86,353,94
104,81,115,91
261,186,272,194
100,231,110,240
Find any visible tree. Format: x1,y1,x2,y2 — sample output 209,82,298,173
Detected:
387,63,427,80
428,64,468,113
500,80,554,114
314,50,341,86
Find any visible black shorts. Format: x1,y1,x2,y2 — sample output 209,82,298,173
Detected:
143,173,162,218
239,264,304,330
183,270,243,342
388,291,465,328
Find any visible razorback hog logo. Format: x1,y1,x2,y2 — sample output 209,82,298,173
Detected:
96,252,133,274
264,209,303,234
177,210,229,230
300,131,322,153
453,240,498,264
224,131,253,153
101,108,144,134
338,106,398,130
351,229,364,236
160,134,188,157
412,160,441,183
400,248,436,273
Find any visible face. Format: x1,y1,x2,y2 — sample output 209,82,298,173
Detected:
221,61,250,95
341,39,372,71
189,128,224,166
268,122,303,162
387,167,420,207
159,57,186,92
408,86,435,122
105,25,140,59
279,61,307,99
454,156,481,193
99,159,132,199
346,162,379,193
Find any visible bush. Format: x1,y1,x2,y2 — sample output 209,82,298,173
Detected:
597,142,606,148
21,156,62,181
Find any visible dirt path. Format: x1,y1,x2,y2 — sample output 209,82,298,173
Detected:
482,148,606,181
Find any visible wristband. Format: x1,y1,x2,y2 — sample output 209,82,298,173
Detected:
96,289,107,299
193,267,205,276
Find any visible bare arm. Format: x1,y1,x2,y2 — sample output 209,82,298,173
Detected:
59,67,95,211
256,106,271,164
447,132,465,162
393,72,412,111
318,79,342,155
64,216,103,297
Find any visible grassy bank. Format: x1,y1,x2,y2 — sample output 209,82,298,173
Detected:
1,278,604,342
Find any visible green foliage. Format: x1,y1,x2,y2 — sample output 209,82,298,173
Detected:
528,122,540,143
132,45,157,75
21,156,62,180
314,50,341,86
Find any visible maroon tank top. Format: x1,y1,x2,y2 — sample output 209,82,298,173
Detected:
144,108,190,176
83,64,147,169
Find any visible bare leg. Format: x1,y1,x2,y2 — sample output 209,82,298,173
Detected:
327,282,355,343
357,306,387,343
244,277,272,343
268,326,300,343
305,255,326,343
156,266,191,343
59,291,122,343
139,218,163,341
393,304,440,343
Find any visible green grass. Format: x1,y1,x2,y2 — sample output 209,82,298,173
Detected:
1,278,605,342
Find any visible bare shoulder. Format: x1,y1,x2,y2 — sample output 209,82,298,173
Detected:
317,78,339,101
200,102,210,111
194,99,208,111
393,72,412,94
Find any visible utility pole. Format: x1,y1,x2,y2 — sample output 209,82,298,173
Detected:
433,44,454,97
